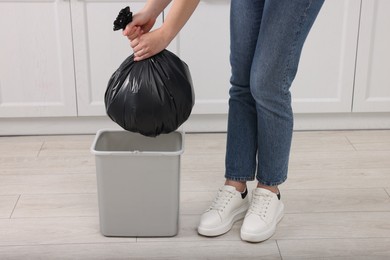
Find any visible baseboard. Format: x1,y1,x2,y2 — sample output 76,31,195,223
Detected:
1,113,390,136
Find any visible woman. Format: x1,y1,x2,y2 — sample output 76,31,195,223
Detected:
124,0,324,242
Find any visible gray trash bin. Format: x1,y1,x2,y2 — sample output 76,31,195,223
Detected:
91,129,183,237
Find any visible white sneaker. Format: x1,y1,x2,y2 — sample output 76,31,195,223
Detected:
198,185,249,237
240,188,284,242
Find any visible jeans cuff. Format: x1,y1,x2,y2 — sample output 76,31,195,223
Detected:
225,175,255,182
256,176,287,187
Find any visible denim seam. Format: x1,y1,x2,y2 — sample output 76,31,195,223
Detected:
281,0,313,96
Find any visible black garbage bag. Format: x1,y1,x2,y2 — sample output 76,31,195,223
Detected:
105,49,195,137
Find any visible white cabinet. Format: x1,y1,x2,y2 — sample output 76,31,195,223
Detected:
0,0,390,134
291,0,361,113
353,0,390,112
71,0,162,116
173,0,230,114
0,0,77,117
0,0,160,118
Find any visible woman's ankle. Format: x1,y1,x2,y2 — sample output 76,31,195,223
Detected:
257,183,279,194
225,179,246,193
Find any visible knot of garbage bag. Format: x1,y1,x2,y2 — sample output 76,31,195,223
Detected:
113,6,133,31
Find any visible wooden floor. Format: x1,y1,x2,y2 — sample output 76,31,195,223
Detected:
0,130,390,259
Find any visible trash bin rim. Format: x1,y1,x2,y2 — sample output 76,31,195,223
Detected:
90,129,184,156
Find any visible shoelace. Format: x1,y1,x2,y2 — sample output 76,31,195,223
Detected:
248,192,273,219
208,188,235,212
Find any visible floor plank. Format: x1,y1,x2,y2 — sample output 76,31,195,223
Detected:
0,174,97,195
0,142,43,157
289,150,390,170
0,156,94,175
345,130,390,151
184,133,226,155
291,131,355,152
12,194,99,218
277,238,390,260
285,168,390,189
182,153,225,172
282,188,390,213
38,140,94,157
0,240,281,260
180,191,216,215
0,195,19,219
0,217,134,247
274,212,390,240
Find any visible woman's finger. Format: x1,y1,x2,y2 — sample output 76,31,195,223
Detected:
128,27,141,41
134,52,149,61
122,23,134,36
134,48,142,56
130,38,140,49
134,48,154,61
134,46,145,57
132,43,142,53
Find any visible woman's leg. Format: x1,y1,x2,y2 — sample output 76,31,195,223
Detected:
197,0,266,237
250,0,324,187
225,0,266,187
240,0,324,243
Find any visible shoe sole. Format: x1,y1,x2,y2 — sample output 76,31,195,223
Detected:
240,203,284,243
197,204,249,237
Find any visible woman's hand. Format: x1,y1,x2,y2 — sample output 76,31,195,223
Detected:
122,11,156,41
122,10,167,61
130,28,170,61
122,0,200,61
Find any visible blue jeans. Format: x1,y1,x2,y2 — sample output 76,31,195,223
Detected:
225,0,324,186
